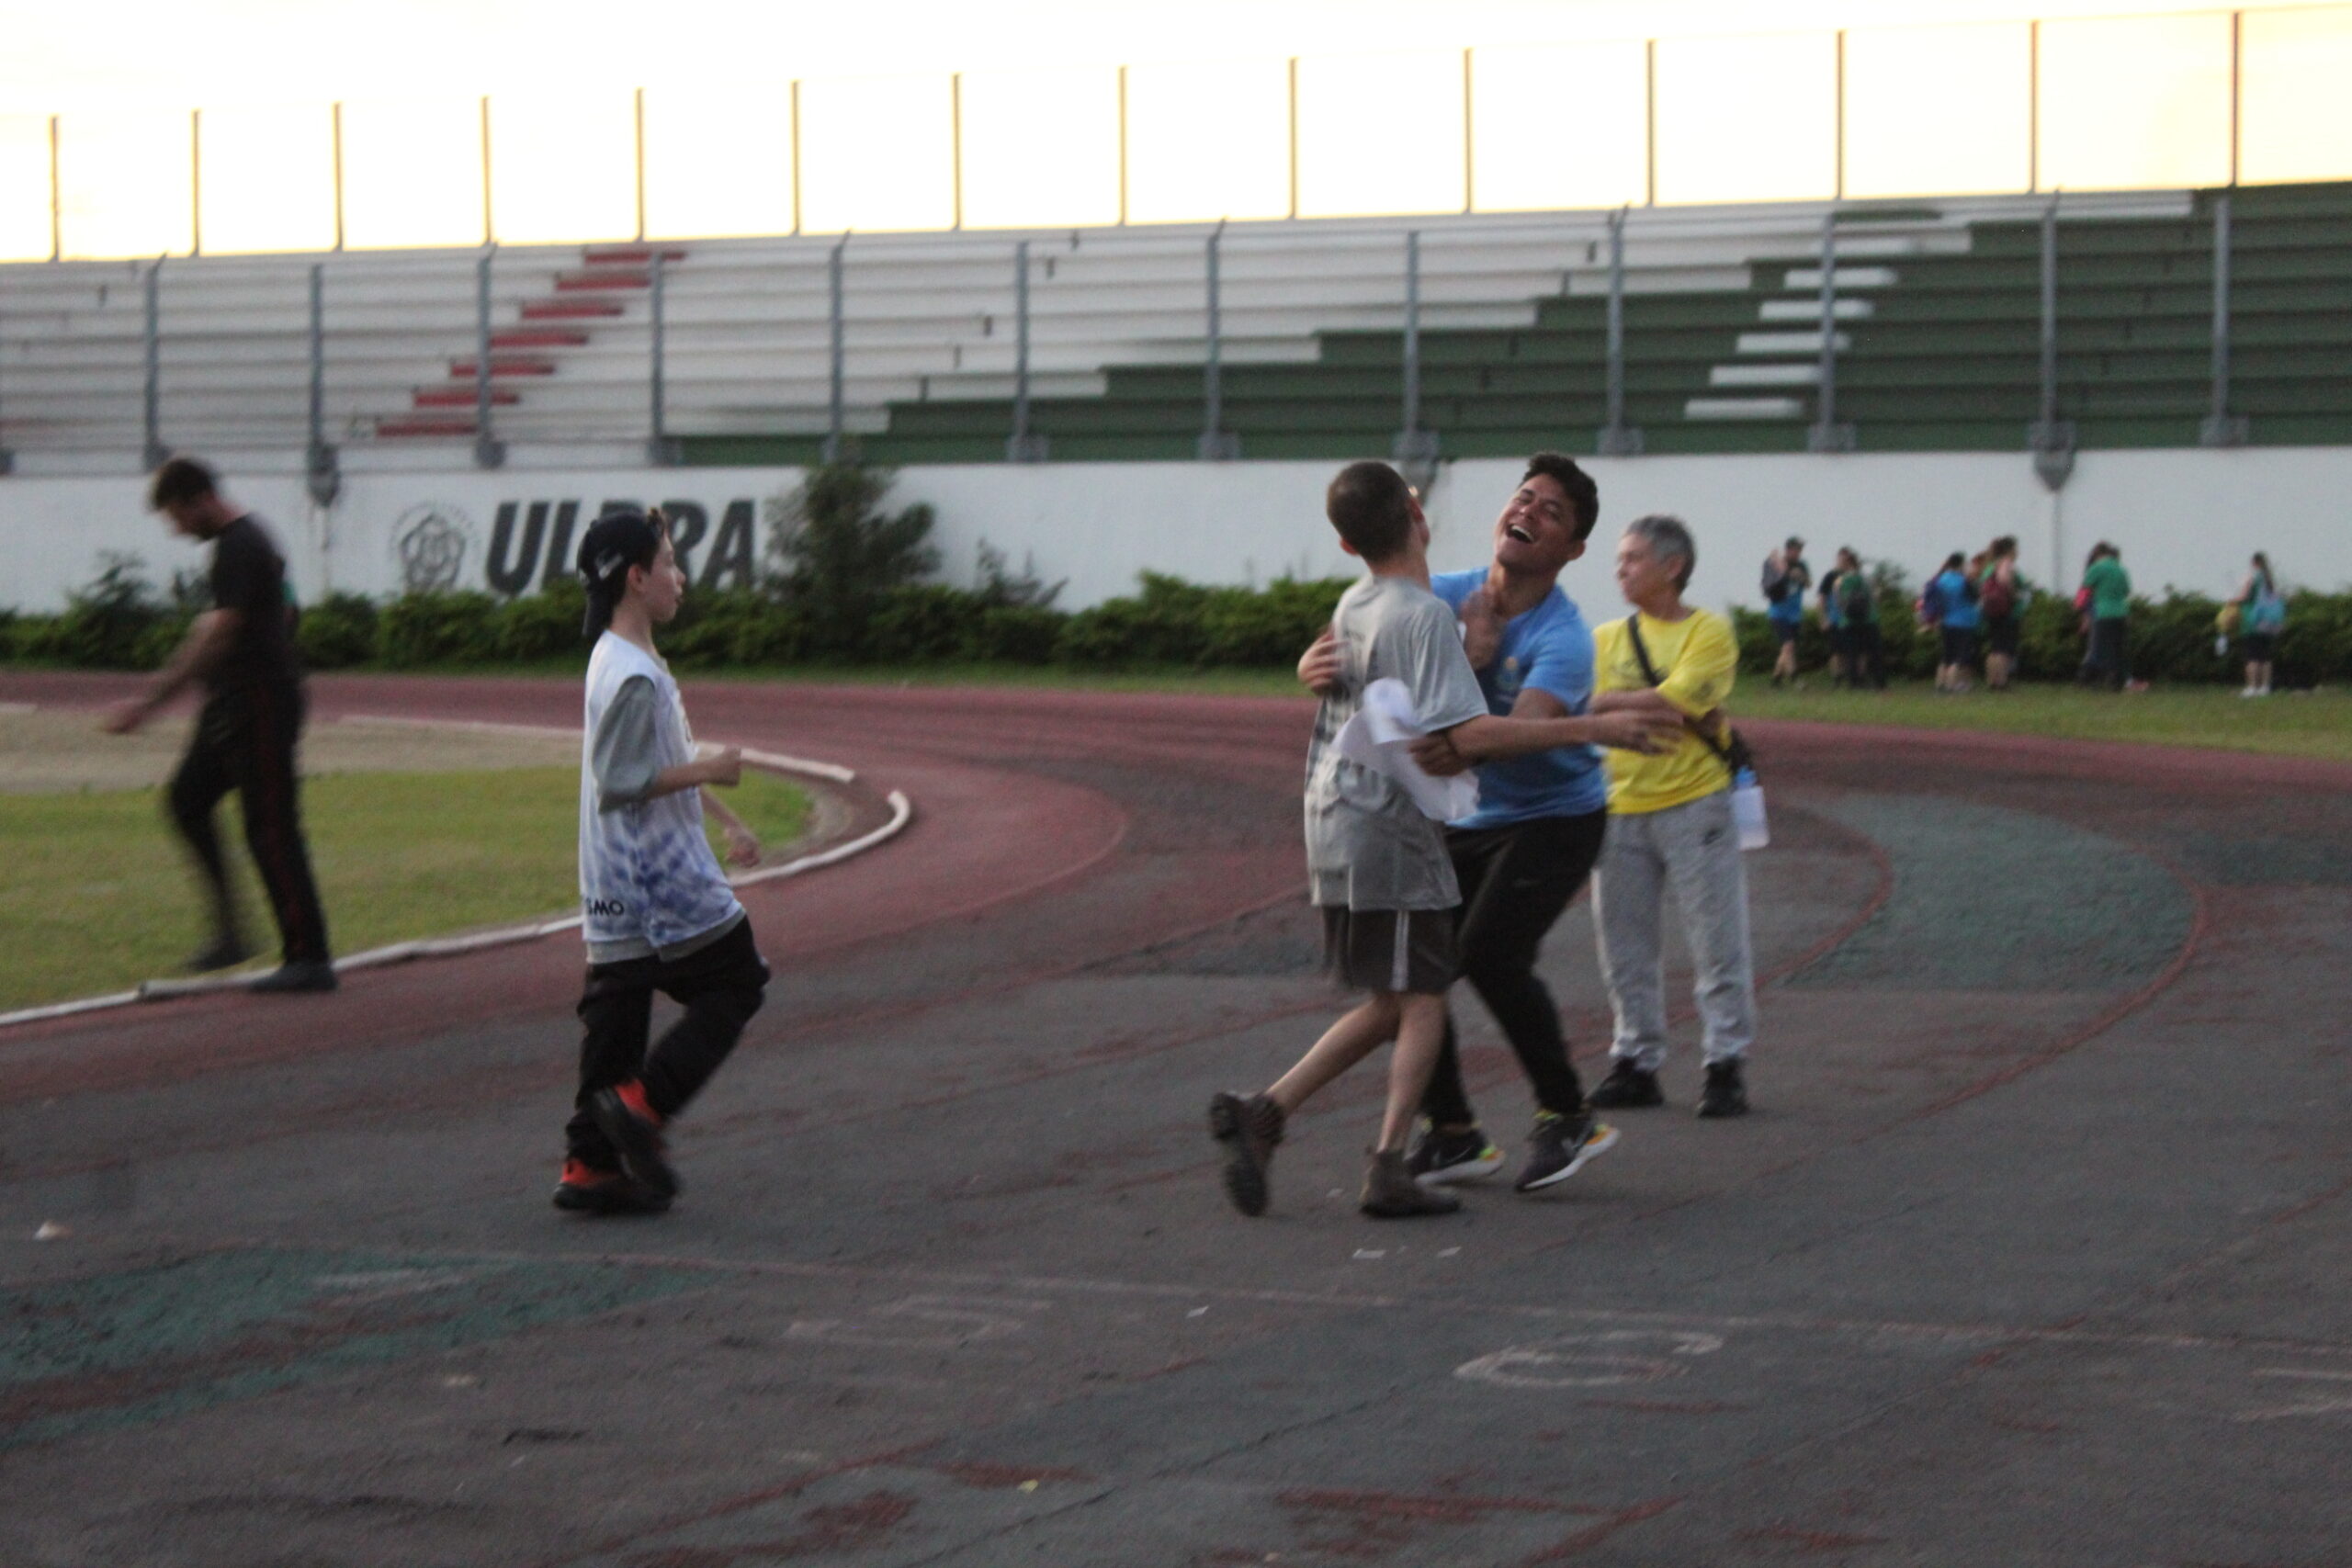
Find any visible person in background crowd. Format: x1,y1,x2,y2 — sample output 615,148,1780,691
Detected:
1923,550,1981,694
2236,551,2286,697
2077,542,2133,692
1817,547,1883,691
1978,536,2025,692
1761,537,1812,687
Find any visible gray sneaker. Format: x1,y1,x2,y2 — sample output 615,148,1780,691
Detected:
1360,1149,1463,1218
1514,1111,1621,1192
1208,1091,1285,1216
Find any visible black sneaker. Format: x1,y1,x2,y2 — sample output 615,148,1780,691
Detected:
551,1159,672,1215
1208,1091,1285,1217
1406,1124,1504,1187
1696,1060,1749,1119
1513,1111,1621,1192
1587,1060,1664,1110
248,961,338,994
593,1085,680,1200
1361,1149,1463,1218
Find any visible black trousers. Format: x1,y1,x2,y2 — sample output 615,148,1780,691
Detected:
1846,623,1887,689
2080,617,2130,690
1420,809,1609,1127
167,684,331,964
567,917,768,1168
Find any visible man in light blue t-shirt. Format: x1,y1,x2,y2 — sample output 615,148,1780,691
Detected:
1302,454,1678,1192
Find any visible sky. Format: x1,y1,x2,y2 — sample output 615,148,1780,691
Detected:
0,0,2346,256
3,0,2344,108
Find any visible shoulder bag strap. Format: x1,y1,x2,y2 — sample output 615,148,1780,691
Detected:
1626,616,1749,777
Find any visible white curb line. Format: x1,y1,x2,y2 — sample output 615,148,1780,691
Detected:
0,740,911,1032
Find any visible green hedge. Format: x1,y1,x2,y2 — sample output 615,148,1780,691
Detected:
2,568,1354,674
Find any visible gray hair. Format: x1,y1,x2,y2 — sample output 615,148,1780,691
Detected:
1624,513,1696,590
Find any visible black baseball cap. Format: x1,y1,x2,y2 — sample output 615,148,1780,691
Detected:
576,508,663,635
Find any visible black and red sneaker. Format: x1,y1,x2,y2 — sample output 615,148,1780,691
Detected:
550,1158,670,1215
592,1082,680,1200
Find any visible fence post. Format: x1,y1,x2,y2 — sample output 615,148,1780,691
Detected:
142,260,167,470
305,262,339,506
2199,192,2248,447
1197,221,1238,459
1007,240,1048,462
2029,194,2075,501
1806,209,1856,452
473,247,505,468
822,233,849,464
1597,206,1643,456
648,250,680,466
1392,230,1439,484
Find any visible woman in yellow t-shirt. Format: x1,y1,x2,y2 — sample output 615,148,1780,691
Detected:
1583,515,1758,1120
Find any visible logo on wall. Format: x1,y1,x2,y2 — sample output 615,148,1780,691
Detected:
392,502,475,592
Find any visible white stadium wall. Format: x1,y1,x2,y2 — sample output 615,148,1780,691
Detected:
4,447,2348,621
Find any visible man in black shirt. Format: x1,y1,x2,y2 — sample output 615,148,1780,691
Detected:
103,457,335,992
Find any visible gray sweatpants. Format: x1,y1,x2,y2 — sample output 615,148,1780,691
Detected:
1591,788,1758,1069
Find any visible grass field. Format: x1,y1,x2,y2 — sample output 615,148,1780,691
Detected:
0,767,808,1013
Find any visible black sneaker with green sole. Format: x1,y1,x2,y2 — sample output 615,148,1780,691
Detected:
1514,1111,1621,1192
1407,1124,1504,1187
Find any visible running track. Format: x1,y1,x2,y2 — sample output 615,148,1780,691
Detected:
2,670,2348,1567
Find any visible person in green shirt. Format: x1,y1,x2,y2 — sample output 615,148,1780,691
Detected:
2077,542,2132,692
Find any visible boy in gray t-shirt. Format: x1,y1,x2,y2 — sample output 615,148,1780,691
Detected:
1213,462,1623,1219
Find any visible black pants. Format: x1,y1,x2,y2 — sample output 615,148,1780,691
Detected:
167,684,331,964
567,917,768,1168
1849,624,1887,689
2080,617,2130,690
1420,809,1609,1126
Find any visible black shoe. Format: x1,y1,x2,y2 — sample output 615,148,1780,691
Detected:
1208,1091,1284,1217
1587,1060,1664,1110
593,1085,680,1200
1697,1060,1750,1119
551,1160,672,1215
248,961,338,994
1361,1149,1462,1218
184,934,254,974
1514,1111,1621,1192
1406,1123,1504,1187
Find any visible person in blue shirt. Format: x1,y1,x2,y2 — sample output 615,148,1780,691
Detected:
1300,454,1679,1192
1926,550,1982,694
1762,537,1812,686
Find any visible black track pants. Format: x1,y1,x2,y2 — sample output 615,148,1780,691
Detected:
1420,809,1609,1127
166,684,331,964
567,918,768,1168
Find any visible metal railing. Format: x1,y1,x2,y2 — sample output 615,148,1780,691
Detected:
0,188,2267,483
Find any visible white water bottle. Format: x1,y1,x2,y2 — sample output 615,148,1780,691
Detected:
1731,767,1770,851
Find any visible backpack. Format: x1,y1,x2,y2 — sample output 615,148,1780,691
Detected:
1980,569,2015,620
1761,558,1791,603
1838,571,1874,623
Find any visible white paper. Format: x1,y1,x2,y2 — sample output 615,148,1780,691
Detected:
1333,677,1481,822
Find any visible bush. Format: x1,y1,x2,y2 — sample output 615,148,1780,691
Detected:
492,581,589,662
769,461,941,657
969,605,1064,664
38,553,178,670
1200,578,1351,666
870,583,983,663
1055,573,1216,667
297,592,379,670
379,591,501,668
665,589,805,669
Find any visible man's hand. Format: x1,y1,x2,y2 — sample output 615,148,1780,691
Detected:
99,697,152,736
1408,732,1472,777
1297,628,1344,696
699,745,744,788
1587,709,1685,753
720,822,762,867
1458,589,1504,670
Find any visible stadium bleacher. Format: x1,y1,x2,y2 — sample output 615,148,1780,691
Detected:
1,180,2346,467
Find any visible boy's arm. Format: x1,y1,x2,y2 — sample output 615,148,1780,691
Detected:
594,678,743,811
1430,704,1679,767
700,786,762,866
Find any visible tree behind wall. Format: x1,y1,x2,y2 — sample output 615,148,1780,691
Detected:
766,462,941,659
